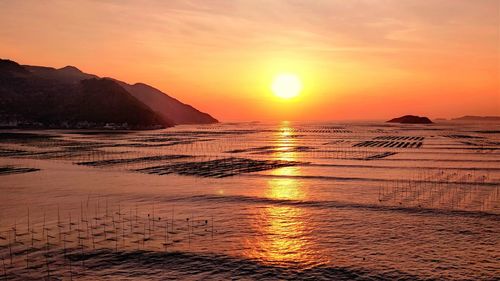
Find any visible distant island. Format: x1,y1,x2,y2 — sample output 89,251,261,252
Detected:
451,116,500,122
387,115,433,124
0,59,217,129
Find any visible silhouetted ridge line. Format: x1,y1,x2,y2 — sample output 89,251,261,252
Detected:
387,115,433,124
118,81,218,125
0,58,218,129
452,115,500,122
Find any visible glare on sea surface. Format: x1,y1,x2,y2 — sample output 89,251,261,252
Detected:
244,122,321,266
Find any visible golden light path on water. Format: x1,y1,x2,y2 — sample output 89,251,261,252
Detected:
244,122,323,267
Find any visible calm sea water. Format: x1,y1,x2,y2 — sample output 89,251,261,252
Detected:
0,121,499,280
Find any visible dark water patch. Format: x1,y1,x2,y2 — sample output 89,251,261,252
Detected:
77,155,191,167
377,158,500,163
284,128,352,134
226,145,275,153
0,147,123,162
0,148,31,157
0,132,107,150
105,138,215,148
132,136,189,143
443,134,483,139
475,130,500,134
308,163,500,171
322,140,349,145
0,165,39,175
62,249,426,281
354,141,423,149
135,158,304,178
178,194,500,220
66,131,134,135
458,140,500,147
227,145,315,154
374,136,425,141
247,174,500,187
0,132,56,142
361,152,397,160
152,130,261,137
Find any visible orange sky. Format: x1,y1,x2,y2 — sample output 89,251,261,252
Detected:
1,0,498,121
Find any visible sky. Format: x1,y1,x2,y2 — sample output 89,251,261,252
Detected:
0,0,498,121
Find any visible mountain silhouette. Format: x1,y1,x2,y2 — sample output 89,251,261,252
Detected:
387,115,433,124
0,58,218,129
452,116,500,122
118,82,217,124
25,63,217,125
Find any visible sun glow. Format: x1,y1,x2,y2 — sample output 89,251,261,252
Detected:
271,74,302,99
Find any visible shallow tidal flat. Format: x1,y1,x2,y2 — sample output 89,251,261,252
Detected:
0,122,499,280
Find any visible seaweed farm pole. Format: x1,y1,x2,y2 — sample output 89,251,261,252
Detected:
63,234,66,260
26,207,30,270
79,218,85,266
69,253,72,281
114,214,118,253
104,200,108,240
187,217,190,248
171,207,174,235
85,207,90,248
42,211,46,238
12,220,16,244
45,231,50,280
122,208,125,248
31,223,34,248
143,219,148,248
164,220,168,252
147,214,151,239
152,202,155,232
135,204,138,226
129,207,133,237
26,241,29,271
58,206,61,243
8,231,12,265
91,220,95,250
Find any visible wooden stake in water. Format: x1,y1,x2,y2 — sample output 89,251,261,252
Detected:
143,221,146,248
152,202,155,232
13,219,16,244
8,231,12,265
187,217,190,247
114,214,118,252
42,211,46,238
171,207,174,233
58,205,61,242
69,253,72,281
2,257,6,279
26,208,30,270
164,221,168,252
26,243,29,270
45,231,50,280
104,201,108,240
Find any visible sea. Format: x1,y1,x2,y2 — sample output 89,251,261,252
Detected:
0,121,498,280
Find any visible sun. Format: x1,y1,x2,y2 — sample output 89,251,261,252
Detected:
271,73,302,99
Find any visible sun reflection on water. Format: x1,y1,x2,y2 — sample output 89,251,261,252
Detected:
244,122,321,267
274,123,297,162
